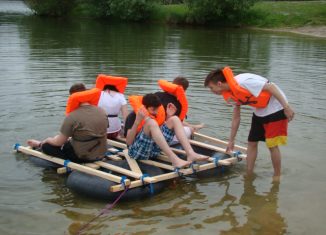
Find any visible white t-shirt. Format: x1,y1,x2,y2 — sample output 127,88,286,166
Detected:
98,90,127,133
235,73,287,117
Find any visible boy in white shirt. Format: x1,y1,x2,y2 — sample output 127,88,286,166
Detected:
204,67,294,178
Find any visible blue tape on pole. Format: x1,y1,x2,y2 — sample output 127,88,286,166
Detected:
213,156,220,167
233,151,241,157
13,143,21,151
233,151,243,161
140,174,149,185
140,174,154,195
175,167,183,177
63,159,72,173
190,163,197,174
120,176,127,189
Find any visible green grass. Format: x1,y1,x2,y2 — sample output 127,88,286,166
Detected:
151,4,188,23
243,1,326,27
151,1,326,27
70,1,326,27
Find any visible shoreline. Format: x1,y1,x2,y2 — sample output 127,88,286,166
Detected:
253,26,326,38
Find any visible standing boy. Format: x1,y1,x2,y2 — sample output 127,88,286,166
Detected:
204,67,294,177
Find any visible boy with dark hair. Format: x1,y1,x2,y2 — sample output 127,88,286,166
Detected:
173,76,189,91
204,66,294,178
69,83,86,95
124,93,207,168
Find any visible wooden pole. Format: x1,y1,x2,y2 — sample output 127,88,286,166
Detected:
57,162,100,174
194,132,247,153
188,139,247,159
95,161,156,183
16,145,130,186
110,157,237,192
122,149,143,174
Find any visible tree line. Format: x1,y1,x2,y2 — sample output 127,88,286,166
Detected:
24,0,259,23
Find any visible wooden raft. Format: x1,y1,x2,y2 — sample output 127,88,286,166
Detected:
14,133,247,193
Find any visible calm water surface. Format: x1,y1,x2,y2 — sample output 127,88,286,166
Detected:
1,1,326,235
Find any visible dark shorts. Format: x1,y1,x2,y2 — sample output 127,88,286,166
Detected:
41,141,101,163
128,124,175,160
107,131,120,140
248,109,288,148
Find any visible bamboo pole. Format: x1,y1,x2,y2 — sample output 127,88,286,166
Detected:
95,161,156,183
188,139,247,160
194,132,247,153
122,149,143,174
107,139,127,149
105,154,122,161
57,162,100,174
16,145,130,186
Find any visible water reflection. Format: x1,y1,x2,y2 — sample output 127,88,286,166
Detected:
220,176,287,235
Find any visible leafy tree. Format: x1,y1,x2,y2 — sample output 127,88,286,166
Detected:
106,0,159,21
24,0,75,16
185,0,258,23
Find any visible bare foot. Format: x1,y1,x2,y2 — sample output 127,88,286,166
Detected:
171,158,191,169
187,151,209,162
27,139,41,148
272,175,281,183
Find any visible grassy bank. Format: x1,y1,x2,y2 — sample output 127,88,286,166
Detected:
244,1,326,27
153,1,326,27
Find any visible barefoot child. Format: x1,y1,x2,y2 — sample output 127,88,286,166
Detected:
124,93,208,168
204,67,294,177
27,83,108,163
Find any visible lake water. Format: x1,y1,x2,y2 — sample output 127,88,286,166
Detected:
1,1,326,234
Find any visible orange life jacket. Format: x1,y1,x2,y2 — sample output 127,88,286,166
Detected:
95,74,128,93
65,88,101,115
158,80,188,121
129,95,166,133
222,67,271,108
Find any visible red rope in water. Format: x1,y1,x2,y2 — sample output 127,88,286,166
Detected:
75,186,129,235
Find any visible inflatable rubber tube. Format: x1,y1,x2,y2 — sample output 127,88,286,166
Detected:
29,155,61,169
66,160,167,201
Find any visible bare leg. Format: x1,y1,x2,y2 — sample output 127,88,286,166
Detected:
27,139,41,148
269,146,281,177
143,119,191,168
246,141,258,176
166,116,208,162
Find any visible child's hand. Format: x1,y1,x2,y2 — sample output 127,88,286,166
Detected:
284,105,294,122
135,106,148,124
226,141,235,153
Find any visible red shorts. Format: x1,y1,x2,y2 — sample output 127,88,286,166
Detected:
248,110,288,148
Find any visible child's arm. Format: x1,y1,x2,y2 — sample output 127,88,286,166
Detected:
263,83,295,121
227,105,241,152
126,107,147,146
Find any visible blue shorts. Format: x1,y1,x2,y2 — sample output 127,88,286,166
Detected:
128,124,174,160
